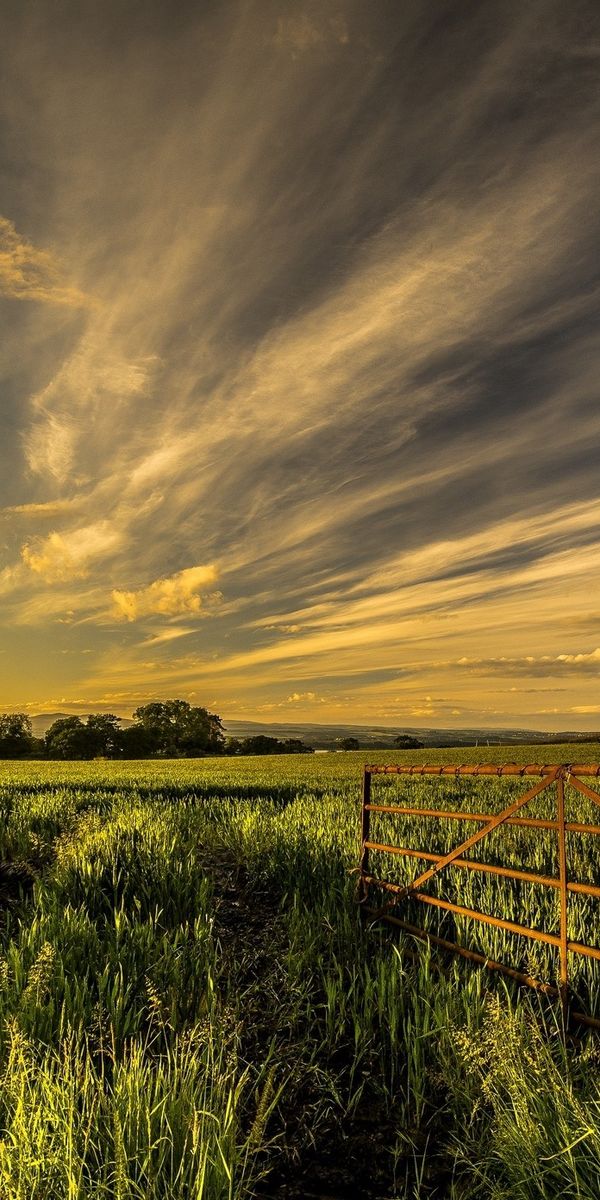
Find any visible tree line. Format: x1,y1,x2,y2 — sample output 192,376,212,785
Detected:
0,703,315,759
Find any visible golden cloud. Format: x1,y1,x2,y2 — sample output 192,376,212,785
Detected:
112,564,218,621
22,532,84,582
0,215,89,307
1,499,78,519
21,522,123,582
139,628,196,647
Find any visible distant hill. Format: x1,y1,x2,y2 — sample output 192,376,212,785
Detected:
26,713,598,748
30,713,133,737
29,713,71,736
222,719,599,750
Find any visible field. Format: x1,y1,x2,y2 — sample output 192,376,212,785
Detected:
0,746,599,1199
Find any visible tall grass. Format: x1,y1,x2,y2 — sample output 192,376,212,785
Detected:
0,747,598,1197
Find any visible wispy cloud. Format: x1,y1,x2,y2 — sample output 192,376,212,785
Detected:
139,627,197,647
0,1,599,727
1,499,80,519
0,215,89,307
25,339,159,485
22,521,124,582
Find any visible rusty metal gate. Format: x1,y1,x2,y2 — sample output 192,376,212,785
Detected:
359,763,600,1028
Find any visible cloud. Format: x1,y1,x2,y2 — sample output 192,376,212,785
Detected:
139,628,197,647
0,3,599,729
0,215,89,307
1,499,80,519
21,521,124,582
450,649,600,677
25,339,159,485
112,565,219,621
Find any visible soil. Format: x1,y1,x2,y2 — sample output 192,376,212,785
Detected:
0,861,37,907
207,853,454,1200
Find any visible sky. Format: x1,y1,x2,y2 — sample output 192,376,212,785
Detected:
1,0,599,732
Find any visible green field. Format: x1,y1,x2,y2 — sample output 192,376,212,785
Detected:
0,746,599,1199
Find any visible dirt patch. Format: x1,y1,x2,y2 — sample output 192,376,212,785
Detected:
0,861,37,908
206,854,452,1200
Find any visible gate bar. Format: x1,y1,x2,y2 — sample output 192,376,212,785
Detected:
363,875,560,946
362,843,600,897
569,774,600,807
363,907,600,1030
365,764,600,777
364,805,600,837
364,878,600,961
363,906,560,995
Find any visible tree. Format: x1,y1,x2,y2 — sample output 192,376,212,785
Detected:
236,735,313,755
132,701,224,757
120,723,155,759
0,713,34,758
44,717,93,759
281,739,314,754
238,735,282,755
340,737,359,751
44,714,125,759
85,714,123,758
394,734,424,749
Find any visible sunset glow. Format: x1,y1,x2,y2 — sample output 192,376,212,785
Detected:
1,2,599,730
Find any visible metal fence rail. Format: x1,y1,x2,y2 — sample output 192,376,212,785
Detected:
359,763,600,1028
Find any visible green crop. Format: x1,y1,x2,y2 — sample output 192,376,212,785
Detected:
0,745,598,1198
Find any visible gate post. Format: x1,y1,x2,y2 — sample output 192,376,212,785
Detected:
359,767,371,903
556,770,569,1023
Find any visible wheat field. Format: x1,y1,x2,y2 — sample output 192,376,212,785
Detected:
0,746,599,1198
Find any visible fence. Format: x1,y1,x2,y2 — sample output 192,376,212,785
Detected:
359,763,600,1028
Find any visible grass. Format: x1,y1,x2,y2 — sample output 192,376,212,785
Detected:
0,745,598,1197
